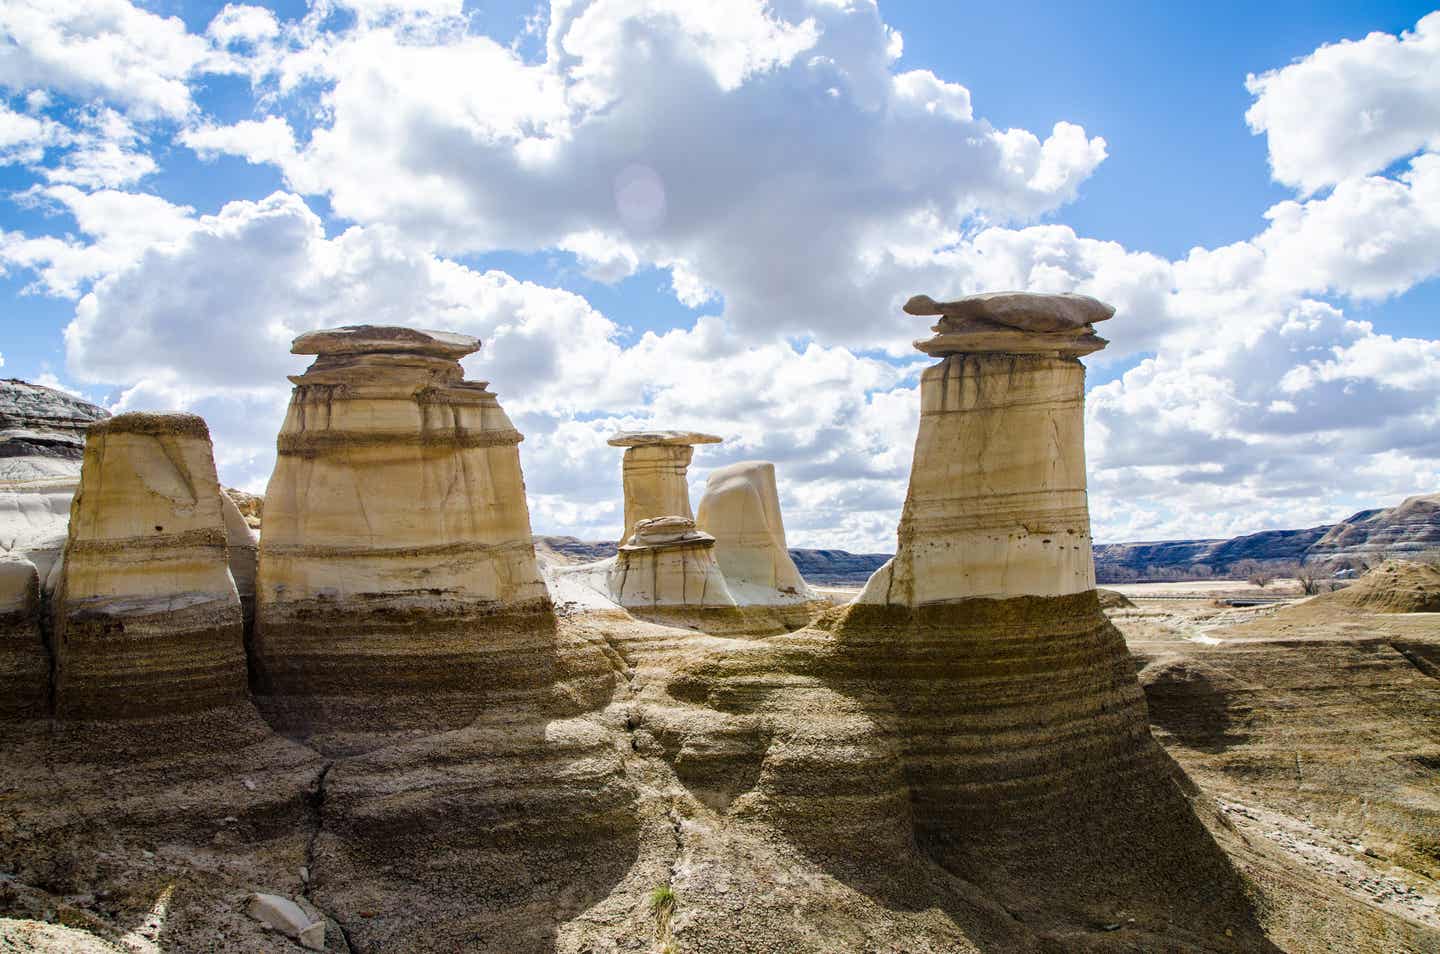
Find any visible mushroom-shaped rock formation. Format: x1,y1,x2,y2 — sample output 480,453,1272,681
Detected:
695,460,815,607
860,290,1109,605
904,289,1112,357
632,291,1277,945
607,429,721,545
607,515,735,611
50,413,248,721
1,379,109,718
252,326,553,754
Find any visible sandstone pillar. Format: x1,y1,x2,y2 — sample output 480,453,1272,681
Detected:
607,430,721,545
858,291,1112,606
51,413,248,720
252,326,553,753
695,460,815,606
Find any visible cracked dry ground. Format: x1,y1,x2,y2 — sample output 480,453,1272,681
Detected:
2,597,1439,953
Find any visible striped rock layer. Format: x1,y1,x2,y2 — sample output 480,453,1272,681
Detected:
252,327,553,754
1,379,110,719
860,353,1096,605
51,413,248,722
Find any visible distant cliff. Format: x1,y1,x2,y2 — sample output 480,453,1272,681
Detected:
1093,493,1440,581
786,548,892,585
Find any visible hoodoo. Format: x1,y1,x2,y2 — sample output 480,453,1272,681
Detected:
607,515,736,610
859,291,1112,604
251,326,553,753
696,460,815,606
50,413,248,721
607,429,721,545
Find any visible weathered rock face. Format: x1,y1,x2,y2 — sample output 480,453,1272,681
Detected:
628,291,1279,946
1,381,110,718
1308,493,1440,566
859,292,1106,604
252,326,553,754
695,460,814,606
608,430,721,545
51,413,247,721
607,515,735,610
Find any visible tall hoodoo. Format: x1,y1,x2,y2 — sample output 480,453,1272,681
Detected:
607,430,721,545
51,413,248,720
859,291,1112,605
695,460,815,606
252,326,552,753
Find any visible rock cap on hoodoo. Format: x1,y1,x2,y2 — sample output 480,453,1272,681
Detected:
622,515,716,549
608,430,723,448
290,325,480,359
906,290,1113,358
904,291,1115,330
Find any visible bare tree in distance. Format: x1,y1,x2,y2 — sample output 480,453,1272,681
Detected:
1234,559,1278,589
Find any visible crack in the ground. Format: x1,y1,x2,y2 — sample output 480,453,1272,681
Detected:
303,760,357,954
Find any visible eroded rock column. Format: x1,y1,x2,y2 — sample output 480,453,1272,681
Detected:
51,413,247,720
252,326,553,753
696,460,815,606
607,515,735,610
859,291,1112,605
608,430,721,545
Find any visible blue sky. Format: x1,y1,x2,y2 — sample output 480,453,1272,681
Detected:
1,1,1437,548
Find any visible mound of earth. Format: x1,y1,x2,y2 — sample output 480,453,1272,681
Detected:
1097,587,1137,609
1312,560,1440,614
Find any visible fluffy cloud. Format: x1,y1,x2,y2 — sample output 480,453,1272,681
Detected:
0,0,209,120
0,2,1436,551
1246,11,1440,194
204,0,1107,352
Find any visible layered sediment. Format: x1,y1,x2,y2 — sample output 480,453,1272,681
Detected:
1,380,109,719
859,292,1110,605
608,429,721,545
50,413,247,721
608,515,735,611
251,326,554,753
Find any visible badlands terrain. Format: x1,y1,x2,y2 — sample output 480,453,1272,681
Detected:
1,293,1438,953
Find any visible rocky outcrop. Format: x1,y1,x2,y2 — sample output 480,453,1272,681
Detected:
1308,493,1440,565
859,292,1108,605
50,413,248,721
1,380,109,718
1309,559,1440,613
607,515,735,610
608,429,721,544
223,486,263,529
251,325,553,754
695,461,815,606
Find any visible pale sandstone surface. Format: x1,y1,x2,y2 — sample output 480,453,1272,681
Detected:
859,354,1096,604
51,413,248,722
252,325,553,754
608,429,721,545
607,516,736,610
695,460,816,606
